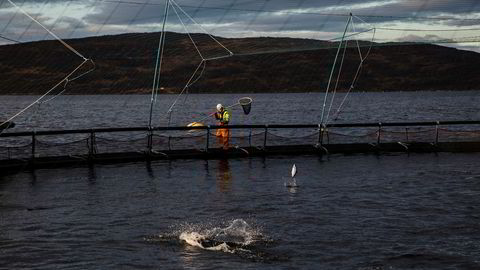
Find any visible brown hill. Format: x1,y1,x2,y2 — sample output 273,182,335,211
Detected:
0,32,479,94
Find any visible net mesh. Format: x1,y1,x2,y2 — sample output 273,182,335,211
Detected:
35,135,90,157
239,97,252,115
2,125,479,161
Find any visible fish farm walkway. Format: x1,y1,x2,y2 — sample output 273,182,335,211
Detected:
1,120,479,171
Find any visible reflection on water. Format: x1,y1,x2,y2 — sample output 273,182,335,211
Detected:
87,165,97,184
286,185,298,196
145,161,155,179
216,159,232,192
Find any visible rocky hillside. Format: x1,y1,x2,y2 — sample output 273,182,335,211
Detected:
0,32,479,94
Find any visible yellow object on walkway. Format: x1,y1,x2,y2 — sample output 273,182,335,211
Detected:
187,122,205,127
187,122,205,133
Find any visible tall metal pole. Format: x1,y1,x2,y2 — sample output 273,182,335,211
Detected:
149,0,170,128
320,13,352,125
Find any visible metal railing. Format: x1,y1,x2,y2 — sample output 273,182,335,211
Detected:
1,120,479,161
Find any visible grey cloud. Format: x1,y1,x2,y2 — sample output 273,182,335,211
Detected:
81,0,480,33
2,0,480,43
396,34,453,42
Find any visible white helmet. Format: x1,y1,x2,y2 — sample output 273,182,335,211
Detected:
216,104,223,111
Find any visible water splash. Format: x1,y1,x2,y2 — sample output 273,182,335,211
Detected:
285,177,298,188
178,219,259,252
145,218,278,260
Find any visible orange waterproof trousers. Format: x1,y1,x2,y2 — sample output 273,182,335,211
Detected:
216,126,230,149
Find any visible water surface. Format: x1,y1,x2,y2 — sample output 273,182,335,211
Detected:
1,153,480,269
1,91,479,269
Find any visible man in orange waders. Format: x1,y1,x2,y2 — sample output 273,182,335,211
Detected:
214,104,230,150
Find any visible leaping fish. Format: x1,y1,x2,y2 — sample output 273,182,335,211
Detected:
285,164,298,188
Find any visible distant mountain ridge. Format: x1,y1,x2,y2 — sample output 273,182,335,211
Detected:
0,31,479,94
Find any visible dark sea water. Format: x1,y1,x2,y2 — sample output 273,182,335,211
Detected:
1,91,479,131
1,92,480,269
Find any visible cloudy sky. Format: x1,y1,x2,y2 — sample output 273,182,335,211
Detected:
1,0,480,51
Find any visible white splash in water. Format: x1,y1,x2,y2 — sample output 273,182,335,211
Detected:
179,231,205,249
178,219,260,253
285,177,298,188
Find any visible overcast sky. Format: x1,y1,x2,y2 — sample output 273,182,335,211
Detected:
1,0,480,51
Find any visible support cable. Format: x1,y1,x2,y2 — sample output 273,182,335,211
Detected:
0,33,20,43
166,59,206,115
68,0,100,38
17,0,50,41
330,29,376,123
1,0,25,34
171,3,205,60
6,0,87,60
148,0,170,128
153,1,170,100
42,0,74,40
158,0,234,126
1,1,94,130
324,38,348,125
0,59,92,128
323,15,376,125
95,0,121,36
170,0,234,57
320,14,351,126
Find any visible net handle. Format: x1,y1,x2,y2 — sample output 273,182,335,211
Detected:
190,97,253,124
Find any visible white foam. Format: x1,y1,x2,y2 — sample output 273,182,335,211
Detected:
179,231,205,249
178,219,259,252
285,177,298,188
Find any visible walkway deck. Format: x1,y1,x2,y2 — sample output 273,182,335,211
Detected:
1,120,479,171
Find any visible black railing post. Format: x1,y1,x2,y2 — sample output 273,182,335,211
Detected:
147,128,153,154
168,135,171,151
377,122,382,144
206,126,210,152
249,129,252,147
318,124,323,145
263,125,268,149
89,130,96,156
435,121,440,145
405,127,409,142
31,131,36,162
